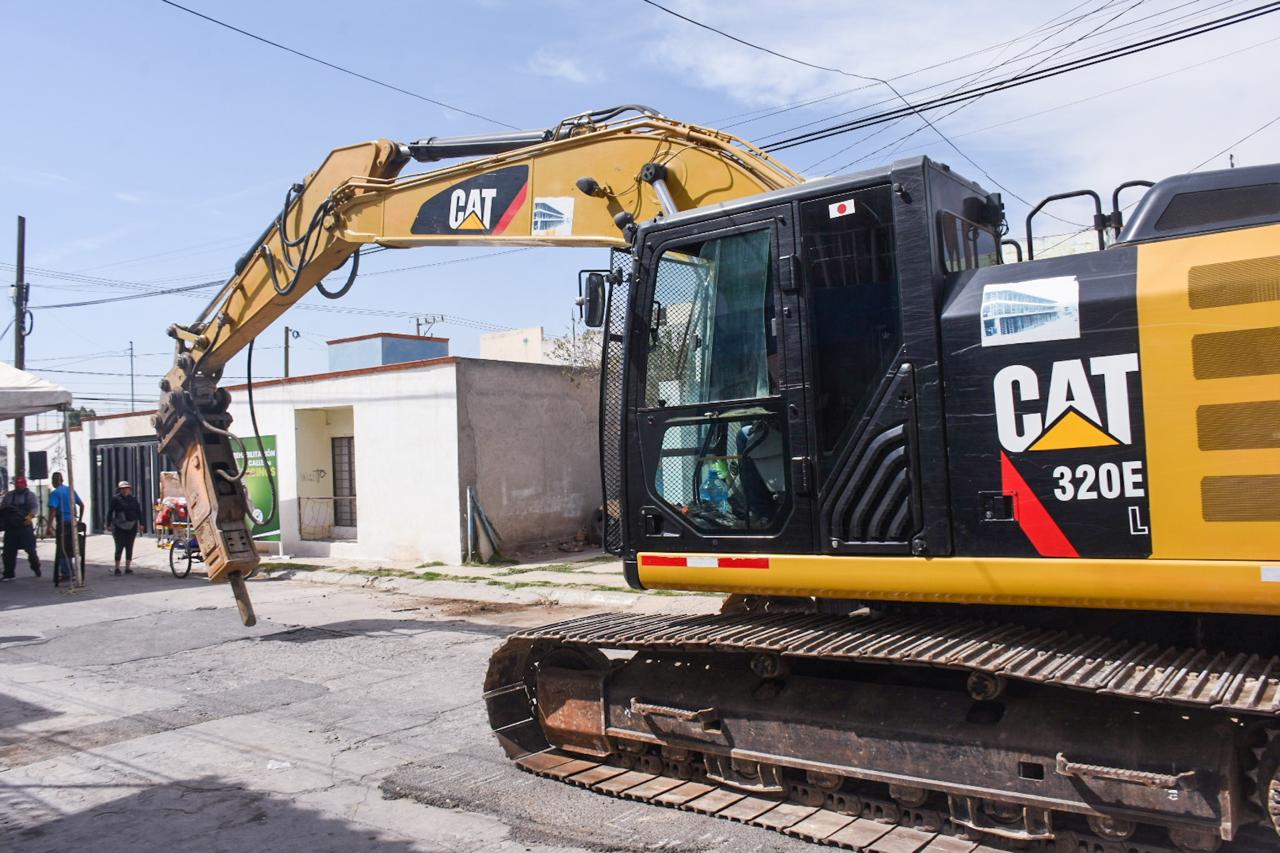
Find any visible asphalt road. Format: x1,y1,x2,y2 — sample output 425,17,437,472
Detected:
0,562,812,852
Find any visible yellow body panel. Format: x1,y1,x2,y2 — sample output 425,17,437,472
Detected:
638,553,1280,615
1136,224,1280,560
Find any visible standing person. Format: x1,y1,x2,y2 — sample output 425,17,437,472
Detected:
108,481,142,575
46,471,83,583
0,476,41,580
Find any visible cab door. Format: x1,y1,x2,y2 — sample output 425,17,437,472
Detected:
626,205,815,554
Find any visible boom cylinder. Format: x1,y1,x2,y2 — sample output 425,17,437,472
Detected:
408,129,555,162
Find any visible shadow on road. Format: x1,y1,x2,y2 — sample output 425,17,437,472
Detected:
4,775,420,853
258,617,520,643
0,691,63,741
0,564,206,613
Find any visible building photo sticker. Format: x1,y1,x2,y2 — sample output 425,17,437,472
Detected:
531,196,575,237
980,276,1080,347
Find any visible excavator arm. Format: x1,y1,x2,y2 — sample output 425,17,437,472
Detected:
153,106,803,624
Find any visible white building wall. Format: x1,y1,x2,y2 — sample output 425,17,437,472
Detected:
10,353,597,566
224,360,464,564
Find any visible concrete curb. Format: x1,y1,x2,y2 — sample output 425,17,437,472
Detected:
259,568,721,615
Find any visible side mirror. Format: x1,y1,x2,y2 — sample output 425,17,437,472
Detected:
577,270,607,328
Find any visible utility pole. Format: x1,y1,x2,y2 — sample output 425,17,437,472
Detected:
13,216,28,477
129,340,135,409
283,326,291,377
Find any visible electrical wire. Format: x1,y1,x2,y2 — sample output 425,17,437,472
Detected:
819,0,1151,179
761,1,1280,152
744,0,1243,143
158,0,518,129
854,31,1280,159
1188,111,1280,170
356,247,536,277
639,0,1066,222
801,0,1121,174
68,232,257,274
30,279,224,310
0,261,220,288
1032,110,1280,257
30,368,168,378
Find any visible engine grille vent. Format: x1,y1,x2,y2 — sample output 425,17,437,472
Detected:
1188,254,1280,309
1201,475,1280,522
1197,401,1280,450
1191,325,1280,379
822,365,919,547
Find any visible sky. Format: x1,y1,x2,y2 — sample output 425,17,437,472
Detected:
1,0,1278,422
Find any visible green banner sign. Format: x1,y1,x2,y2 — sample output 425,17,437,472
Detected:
240,435,280,542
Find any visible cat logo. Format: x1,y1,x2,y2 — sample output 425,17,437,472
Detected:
993,353,1139,452
449,188,498,230
410,165,529,236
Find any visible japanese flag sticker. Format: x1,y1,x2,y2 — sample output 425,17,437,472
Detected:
828,198,856,218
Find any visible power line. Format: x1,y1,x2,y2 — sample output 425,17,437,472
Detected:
801,0,1120,174
1189,111,1280,170
68,233,257,275
761,2,1280,152
30,368,168,378
833,31,1280,171
158,0,518,129
744,0,1241,144
1031,109,1280,257
639,0,1059,220
819,0,1150,178
31,279,223,310
358,247,537,277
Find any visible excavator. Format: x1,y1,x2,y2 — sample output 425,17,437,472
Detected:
156,105,1280,851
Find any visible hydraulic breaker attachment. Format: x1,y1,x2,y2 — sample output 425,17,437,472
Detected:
154,373,259,624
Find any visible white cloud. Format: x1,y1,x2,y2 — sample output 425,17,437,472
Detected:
32,223,146,267
0,165,74,189
630,0,1280,220
524,48,593,84
114,191,143,204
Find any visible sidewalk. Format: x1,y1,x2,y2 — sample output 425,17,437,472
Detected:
21,533,723,617
253,540,720,615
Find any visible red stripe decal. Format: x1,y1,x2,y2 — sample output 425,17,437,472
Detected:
642,555,688,567
1000,451,1078,558
492,182,528,235
718,557,770,569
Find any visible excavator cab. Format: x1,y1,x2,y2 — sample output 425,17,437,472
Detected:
611,158,1004,580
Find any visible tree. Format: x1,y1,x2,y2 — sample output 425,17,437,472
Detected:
546,320,603,385
67,406,96,428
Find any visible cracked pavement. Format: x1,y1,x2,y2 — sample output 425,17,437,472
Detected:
0,554,808,852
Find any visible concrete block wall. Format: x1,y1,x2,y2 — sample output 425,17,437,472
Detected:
454,359,600,550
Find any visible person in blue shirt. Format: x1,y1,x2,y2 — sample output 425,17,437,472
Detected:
45,471,83,582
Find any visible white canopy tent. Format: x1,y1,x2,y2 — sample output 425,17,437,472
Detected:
0,362,82,585
0,361,72,417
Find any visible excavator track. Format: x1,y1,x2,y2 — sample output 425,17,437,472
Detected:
498,610,1280,715
510,749,1277,852
485,610,1280,852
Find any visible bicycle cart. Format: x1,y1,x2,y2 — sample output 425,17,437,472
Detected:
165,522,202,578
155,496,202,578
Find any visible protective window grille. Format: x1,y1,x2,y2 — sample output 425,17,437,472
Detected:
599,249,631,554
645,254,712,408
331,436,357,527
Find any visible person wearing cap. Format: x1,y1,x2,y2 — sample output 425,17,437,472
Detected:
0,475,41,580
107,480,143,575
46,471,84,582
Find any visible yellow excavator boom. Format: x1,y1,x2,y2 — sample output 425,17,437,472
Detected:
153,106,803,622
